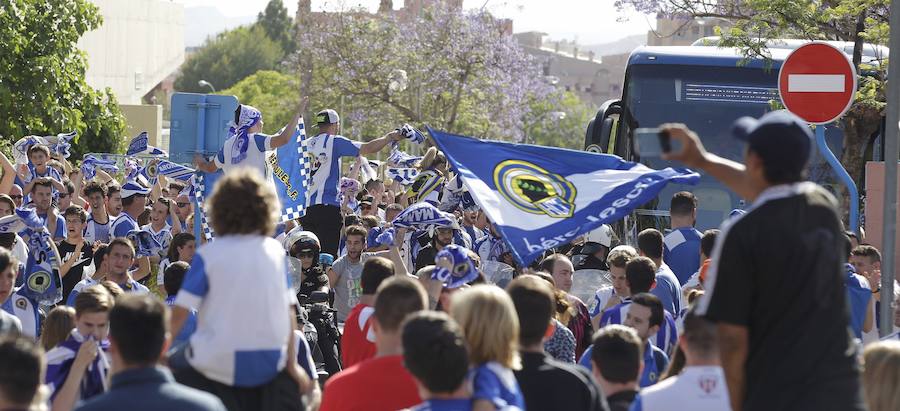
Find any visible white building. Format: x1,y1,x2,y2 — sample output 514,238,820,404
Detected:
78,0,185,105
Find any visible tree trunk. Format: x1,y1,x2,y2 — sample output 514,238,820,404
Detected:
838,105,883,228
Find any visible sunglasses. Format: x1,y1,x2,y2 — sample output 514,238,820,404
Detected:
176,202,190,208
9,195,22,200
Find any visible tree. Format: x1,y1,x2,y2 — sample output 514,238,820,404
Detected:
175,26,285,93
219,70,299,134
527,92,597,150
617,0,889,221
292,4,557,142
0,0,126,158
256,0,296,54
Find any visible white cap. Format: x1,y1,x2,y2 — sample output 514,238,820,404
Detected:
584,224,613,248
315,109,340,125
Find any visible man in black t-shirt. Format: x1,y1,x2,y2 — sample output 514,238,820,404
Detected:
508,275,609,411
663,111,865,411
57,205,94,303
414,226,454,272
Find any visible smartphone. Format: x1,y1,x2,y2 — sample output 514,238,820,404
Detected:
634,128,677,157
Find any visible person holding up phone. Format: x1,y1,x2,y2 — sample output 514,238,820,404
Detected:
661,110,865,411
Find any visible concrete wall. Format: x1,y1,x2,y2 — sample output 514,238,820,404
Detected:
78,0,185,105
120,104,163,148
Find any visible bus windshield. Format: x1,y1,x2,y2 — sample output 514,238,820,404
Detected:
622,63,843,231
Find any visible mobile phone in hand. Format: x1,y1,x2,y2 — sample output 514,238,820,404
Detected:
634,128,677,157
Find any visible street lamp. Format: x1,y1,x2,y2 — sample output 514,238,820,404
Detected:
198,80,216,93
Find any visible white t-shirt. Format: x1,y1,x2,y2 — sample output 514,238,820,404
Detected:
174,235,296,386
632,366,732,411
215,133,274,178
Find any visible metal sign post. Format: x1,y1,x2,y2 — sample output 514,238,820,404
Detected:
880,0,900,337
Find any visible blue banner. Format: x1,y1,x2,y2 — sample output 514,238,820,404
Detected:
267,120,309,221
428,128,700,265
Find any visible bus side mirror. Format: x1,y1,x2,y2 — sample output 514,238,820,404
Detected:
585,99,622,154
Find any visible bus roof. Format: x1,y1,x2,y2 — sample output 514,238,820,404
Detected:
628,46,792,69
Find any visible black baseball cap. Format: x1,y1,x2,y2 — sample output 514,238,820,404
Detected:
731,110,813,175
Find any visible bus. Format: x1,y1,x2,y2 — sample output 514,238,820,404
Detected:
584,42,885,243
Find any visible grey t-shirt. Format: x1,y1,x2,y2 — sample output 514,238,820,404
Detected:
331,252,382,322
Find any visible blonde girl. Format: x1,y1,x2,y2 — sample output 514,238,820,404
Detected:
450,285,525,411
862,340,900,411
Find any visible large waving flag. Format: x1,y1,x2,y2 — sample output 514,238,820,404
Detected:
429,128,700,265
266,120,309,222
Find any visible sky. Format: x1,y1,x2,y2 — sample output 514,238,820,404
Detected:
174,0,655,44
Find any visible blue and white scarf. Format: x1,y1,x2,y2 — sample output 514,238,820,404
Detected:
126,132,168,157
387,145,422,168
80,155,119,180
12,132,78,165
229,105,262,165
392,202,458,231
46,329,110,402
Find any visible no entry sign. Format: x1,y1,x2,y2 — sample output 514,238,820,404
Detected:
778,42,857,124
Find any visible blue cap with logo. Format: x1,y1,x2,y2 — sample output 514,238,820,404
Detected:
731,110,813,176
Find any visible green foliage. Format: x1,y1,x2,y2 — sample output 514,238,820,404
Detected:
527,92,597,150
255,0,296,54
175,25,285,93
0,0,126,157
219,70,299,134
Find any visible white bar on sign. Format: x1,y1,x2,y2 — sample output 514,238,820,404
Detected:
787,74,845,92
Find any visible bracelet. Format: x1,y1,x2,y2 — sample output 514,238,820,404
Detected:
873,287,881,294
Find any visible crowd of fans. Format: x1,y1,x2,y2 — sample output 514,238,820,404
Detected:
0,106,898,411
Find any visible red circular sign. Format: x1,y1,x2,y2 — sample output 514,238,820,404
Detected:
778,42,857,124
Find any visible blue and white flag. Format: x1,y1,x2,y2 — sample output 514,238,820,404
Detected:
429,128,700,265
267,120,309,222
126,132,168,157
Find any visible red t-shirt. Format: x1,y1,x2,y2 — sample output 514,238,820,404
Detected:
341,303,377,368
320,355,421,411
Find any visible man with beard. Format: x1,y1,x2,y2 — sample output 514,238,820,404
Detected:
414,226,455,271
329,225,377,322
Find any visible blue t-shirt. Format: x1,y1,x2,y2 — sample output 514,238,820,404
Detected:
166,295,197,345
307,133,361,207
111,212,139,239
663,228,703,285
599,300,679,356
469,362,525,410
844,264,871,339
411,399,473,411
650,264,682,316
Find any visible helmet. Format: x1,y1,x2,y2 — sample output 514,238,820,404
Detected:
584,224,613,248
283,228,321,264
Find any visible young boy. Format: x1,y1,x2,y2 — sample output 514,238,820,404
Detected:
83,181,111,244
46,285,115,411
169,169,310,410
20,144,64,193
401,311,472,411
58,205,94,304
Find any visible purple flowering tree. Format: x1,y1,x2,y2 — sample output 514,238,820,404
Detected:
292,4,560,142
